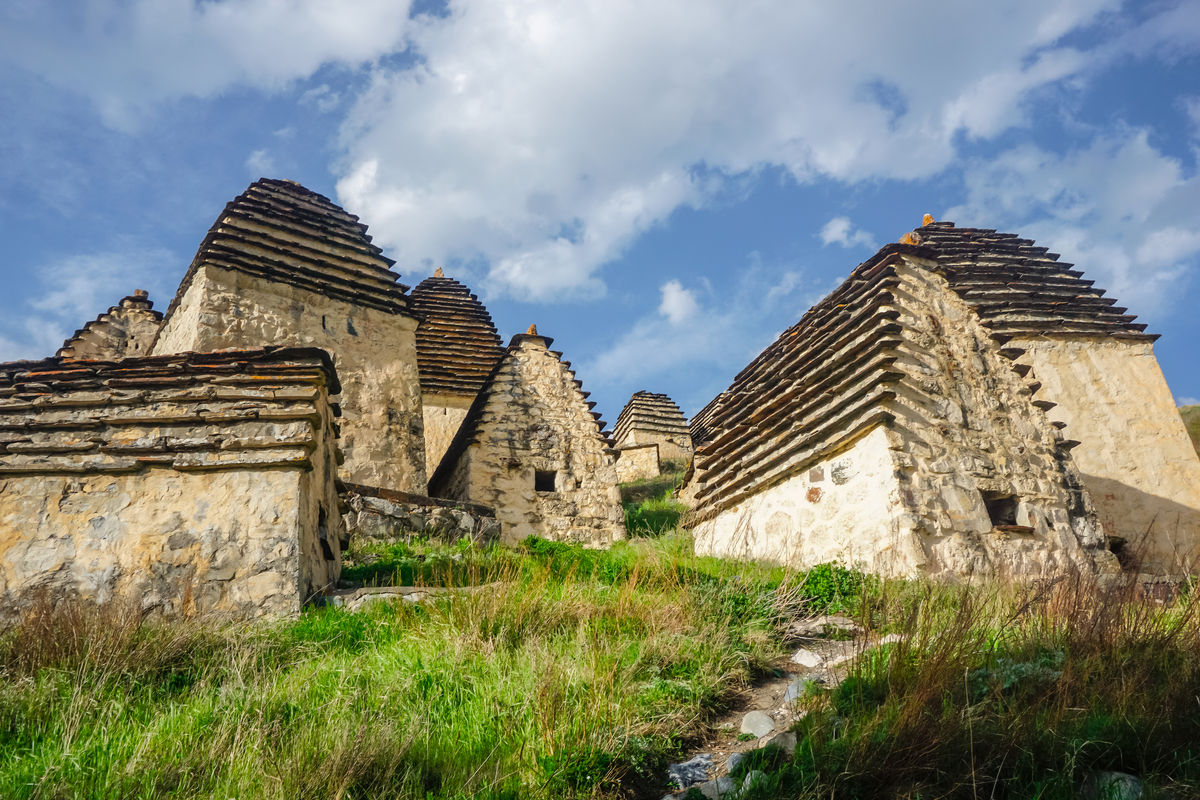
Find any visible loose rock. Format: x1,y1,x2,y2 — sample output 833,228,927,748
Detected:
667,753,713,789
741,770,768,793
764,730,797,756
788,614,862,639
790,648,823,668
1081,771,1144,800
740,710,775,738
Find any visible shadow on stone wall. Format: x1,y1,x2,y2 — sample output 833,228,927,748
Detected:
1082,474,1200,576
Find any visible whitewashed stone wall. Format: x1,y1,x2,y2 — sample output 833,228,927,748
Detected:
693,427,917,572
1011,337,1200,575
616,443,660,483
152,265,427,492
433,336,624,546
0,352,344,620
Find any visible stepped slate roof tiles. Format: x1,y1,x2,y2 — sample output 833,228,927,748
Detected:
57,290,163,361
161,178,410,322
688,392,725,448
688,244,915,521
915,221,1156,341
689,220,1154,521
613,391,690,447
0,347,341,475
409,271,505,396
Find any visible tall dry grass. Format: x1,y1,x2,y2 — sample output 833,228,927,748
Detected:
764,572,1200,799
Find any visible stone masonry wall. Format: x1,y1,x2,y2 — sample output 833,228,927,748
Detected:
615,443,660,483
434,335,624,546
885,259,1112,578
341,483,500,545
0,349,344,620
1011,337,1200,575
692,426,915,572
153,265,426,492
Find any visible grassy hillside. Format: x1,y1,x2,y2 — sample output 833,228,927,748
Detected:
2,536,1198,799
1181,404,1200,455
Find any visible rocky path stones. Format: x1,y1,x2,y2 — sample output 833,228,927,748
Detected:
659,614,895,799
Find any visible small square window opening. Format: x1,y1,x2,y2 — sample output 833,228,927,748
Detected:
535,470,556,492
981,491,1018,527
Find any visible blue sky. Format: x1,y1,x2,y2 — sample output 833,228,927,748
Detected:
1,0,1199,425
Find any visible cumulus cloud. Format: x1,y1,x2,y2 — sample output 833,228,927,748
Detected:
819,216,877,249
658,280,699,325
332,0,1152,300
0,0,414,129
946,129,1200,319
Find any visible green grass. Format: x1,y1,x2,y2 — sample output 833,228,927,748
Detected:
0,535,808,800
4,536,1198,799
619,469,686,507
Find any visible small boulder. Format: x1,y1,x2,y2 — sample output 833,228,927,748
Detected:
741,769,768,793
696,775,736,798
740,710,775,738
790,648,823,668
784,678,817,703
764,730,797,756
1081,771,1144,800
788,614,862,638
667,753,712,788
725,751,744,774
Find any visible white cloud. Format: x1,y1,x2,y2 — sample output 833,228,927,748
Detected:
946,129,1200,319
586,256,822,413
658,280,699,325
245,148,276,176
332,0,1154,301
1178,396,1199,407
2,244,177,362
0,0,414,129
300,84,341,113
819,216,876,249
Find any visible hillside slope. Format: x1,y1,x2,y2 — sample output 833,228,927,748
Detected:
1182,405,1200,456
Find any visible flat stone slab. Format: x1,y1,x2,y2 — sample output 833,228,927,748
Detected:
790,647,823,667
740,710,775,738
324,582,500,612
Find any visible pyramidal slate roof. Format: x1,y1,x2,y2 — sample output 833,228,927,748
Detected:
57,290,163,360
162,178,410,321
410,271,505,396
613,391,690,447
428,327,610,491
914,220,1155,341
689,245,915,521
689,219,1155,520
